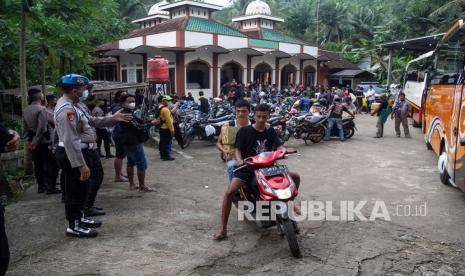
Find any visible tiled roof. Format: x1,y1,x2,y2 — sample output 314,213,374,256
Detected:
243,29,303,45
319,49,359,70
124,18,187,39
249,39,278,49
95,42,119,52
90,57,118,64
260,29,302,44
185,17,247,37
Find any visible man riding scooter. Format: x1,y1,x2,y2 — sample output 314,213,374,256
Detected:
214,104,301,240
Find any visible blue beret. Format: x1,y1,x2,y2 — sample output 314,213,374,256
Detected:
60,74,89,86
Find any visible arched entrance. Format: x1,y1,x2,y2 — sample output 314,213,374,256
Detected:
254,63,273,85
221,62,243,87
281,64,297,88
186,60,210,89
304,65,316,87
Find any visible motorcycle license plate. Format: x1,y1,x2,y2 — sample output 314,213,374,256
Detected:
260,165,289,176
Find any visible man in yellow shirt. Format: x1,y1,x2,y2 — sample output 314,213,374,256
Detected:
159,95,175,161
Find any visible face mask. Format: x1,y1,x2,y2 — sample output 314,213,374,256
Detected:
128,102,136,109
79,90,89,101
168,102,174,108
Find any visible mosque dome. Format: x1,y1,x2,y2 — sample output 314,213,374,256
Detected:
148,1,170,16
245,0,272,16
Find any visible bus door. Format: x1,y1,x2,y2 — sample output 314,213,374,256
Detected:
438,26,465,187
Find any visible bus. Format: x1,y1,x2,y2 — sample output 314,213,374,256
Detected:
402,50,434,127
423,19,465,190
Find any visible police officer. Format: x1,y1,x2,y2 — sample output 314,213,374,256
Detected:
76,84,107,217
43,94,65,198
54,74,131,238
23,88,60,194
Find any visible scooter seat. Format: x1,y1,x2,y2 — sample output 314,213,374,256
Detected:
307,115,326,125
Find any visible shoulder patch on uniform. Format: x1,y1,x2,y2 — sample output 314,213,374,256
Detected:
67,112,75,122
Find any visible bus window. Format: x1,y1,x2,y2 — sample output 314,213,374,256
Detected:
432,32,465,85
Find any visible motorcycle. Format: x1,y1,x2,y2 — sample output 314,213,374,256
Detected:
232,148,301,258
288,114,327,145
325,116,356,139
268,115,289,144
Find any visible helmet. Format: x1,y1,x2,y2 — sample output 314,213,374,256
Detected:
259,91,266,98
319,98,328,106
205,125,216,137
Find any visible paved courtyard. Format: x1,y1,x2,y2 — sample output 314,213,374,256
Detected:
6,115,465,275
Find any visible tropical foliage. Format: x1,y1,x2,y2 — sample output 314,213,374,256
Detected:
216,0,465,83
1,0,465,90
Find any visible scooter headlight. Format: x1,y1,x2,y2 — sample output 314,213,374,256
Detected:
275,188,292,200
257,175,276,195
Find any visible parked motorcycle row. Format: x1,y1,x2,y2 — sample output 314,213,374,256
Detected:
176,98,357,149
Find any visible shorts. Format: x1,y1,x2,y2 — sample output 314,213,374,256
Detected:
233,166,255,184
125,144,148,171
113,137,126,159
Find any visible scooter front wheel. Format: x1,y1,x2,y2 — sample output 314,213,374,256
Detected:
282,219,301,258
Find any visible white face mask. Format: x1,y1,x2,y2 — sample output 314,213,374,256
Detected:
79,90,89,101
128,102,136,109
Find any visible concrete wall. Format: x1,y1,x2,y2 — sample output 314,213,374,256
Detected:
279,42,301,54
146,32,177,47
218,35,248,49
185,31,213,47
119,37,143,50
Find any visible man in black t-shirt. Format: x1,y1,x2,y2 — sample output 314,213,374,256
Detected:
214,104,301,240
324,97,353,142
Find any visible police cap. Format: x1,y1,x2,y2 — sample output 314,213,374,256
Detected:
60,74,89,87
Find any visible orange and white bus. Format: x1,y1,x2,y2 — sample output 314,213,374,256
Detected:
423,19,465,190
403,50,434,127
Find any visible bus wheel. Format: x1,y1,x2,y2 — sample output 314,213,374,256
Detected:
438,151,451,185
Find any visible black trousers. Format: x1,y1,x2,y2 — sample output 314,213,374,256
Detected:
56,148,100,226
159,128,173,158
0,209,9,276
83,153,104,210
173,122,184,147
31,144,48,191
96,128,111,156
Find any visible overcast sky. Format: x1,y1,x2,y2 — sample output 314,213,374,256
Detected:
207,0,232,7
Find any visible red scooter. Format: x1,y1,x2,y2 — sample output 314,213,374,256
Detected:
233,147,301,257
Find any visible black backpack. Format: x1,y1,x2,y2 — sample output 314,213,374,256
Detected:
154,106,168,125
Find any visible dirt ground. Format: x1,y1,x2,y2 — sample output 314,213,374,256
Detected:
5,115,465,276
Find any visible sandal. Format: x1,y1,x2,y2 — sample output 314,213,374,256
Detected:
139,186,155,192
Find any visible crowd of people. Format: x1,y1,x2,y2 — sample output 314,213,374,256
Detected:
0,73,413,274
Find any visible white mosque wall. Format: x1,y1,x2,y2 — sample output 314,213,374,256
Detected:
185,50,214,99
119,37,143,50
303,45,318,57
120,53,143,68
279,42,301,54
251,54,276,70
217,35,248,49
188,7,210,19
119,53,144,83
171,8,187,19
185,31,213,47
146,32,177,47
